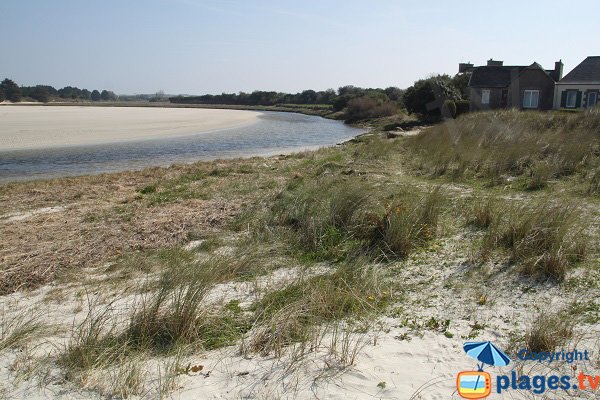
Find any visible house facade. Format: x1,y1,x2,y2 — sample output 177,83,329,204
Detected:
464,59,562,111
554,56,600,110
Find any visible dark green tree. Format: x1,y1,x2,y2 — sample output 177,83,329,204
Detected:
100,90,110,101
403,75,461,118
0,88,4,102
452,72,472,100
0,79,22,102
30,86,51,102
91,90,101,101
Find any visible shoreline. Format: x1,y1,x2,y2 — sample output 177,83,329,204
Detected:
0,106,366,185
0,100,341,120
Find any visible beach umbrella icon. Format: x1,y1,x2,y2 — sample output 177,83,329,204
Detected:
463,341,511,370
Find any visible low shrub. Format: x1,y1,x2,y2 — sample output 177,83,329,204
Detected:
455,100,470,117
442,100,457,119
344,96,397,123
372,188,443,258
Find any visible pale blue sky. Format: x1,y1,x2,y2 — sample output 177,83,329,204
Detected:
1,0,598,94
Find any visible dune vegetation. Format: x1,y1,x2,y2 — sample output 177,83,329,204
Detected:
0,109,599,398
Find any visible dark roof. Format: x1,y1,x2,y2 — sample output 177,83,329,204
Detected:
560,56,600,83
468,66,526,88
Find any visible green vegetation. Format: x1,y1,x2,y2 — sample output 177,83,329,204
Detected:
247,262,388,356
403,75,461,119
0,77,118,102
2,105,599,398
522,310,574,352
470,201,586,281
265,175,443,262
404,109,600,191
0,78,22,102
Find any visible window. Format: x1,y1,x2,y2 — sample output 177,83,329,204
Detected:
481,89,490,105
566,91,578,108
587,92,598,108
523,90,539,109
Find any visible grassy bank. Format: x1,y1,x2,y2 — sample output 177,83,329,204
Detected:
0,109,599,398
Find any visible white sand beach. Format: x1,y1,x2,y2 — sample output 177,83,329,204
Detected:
0,106,261,151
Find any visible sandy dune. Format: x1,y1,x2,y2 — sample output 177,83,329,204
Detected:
0,106,261,151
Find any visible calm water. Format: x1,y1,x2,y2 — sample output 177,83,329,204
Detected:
0,111,364,182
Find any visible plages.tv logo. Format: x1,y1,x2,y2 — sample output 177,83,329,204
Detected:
456,341,511,399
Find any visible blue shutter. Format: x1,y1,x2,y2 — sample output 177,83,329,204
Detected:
576,91,582,108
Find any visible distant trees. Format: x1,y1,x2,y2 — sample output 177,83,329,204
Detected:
58,86,92,100
30,86,51,102
90,90,101,101
100,90,118,101
0,79,22,102
170,88,344,107
0,77,117,103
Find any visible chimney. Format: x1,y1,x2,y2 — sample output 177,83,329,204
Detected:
459,62,474,73
552,60,563,81
487,59,504,67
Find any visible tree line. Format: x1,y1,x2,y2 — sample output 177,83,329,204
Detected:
0,78,118,103
169,71,471,121
1,70,473,121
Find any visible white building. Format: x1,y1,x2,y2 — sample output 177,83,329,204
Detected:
554,56,600,109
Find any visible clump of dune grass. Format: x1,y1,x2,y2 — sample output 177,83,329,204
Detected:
404,109,600,191
271,176,373,260
500,204,585,281
0,311,49,352
588,169,600,195
245,261,389,357
523,311,574,352
61,252,252,391
465,196,498,229
372,187,443,258
270,175,444,261
472,201,586,281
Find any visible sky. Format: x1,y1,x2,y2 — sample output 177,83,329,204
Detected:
1,0,599,95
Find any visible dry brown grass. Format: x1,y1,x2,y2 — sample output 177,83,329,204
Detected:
0,157,289,294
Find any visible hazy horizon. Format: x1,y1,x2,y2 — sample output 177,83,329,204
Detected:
1,0,599,95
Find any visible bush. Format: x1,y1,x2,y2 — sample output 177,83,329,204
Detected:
403,75,461,118
442,100,457,119
344,96,396,123
455,100,470,117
